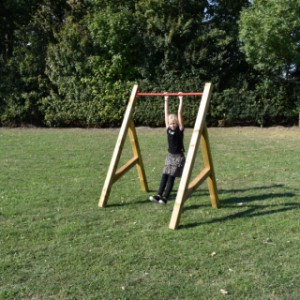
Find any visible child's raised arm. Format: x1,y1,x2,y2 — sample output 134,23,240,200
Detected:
164,94,169,128
178,94,184,130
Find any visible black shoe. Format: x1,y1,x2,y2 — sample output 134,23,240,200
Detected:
158,197,167,205
149,195,161,202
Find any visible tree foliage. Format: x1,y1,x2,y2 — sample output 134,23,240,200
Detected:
239,0,300,120
239,0,300,78
0,0,67,125
0,0,299,127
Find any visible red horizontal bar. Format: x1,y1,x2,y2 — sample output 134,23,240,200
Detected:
137,92,203,97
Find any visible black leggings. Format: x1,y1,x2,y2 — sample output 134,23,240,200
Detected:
157,173,176,199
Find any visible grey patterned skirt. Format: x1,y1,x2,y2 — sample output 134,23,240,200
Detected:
163,152,185,177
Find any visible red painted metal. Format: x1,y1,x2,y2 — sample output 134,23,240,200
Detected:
137,92,203,97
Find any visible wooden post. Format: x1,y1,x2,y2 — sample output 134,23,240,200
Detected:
200,125,219,208
169,83,219,229
128,119,149,192
98,84,148,207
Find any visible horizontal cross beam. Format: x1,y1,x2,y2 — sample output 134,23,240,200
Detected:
137,92,203,97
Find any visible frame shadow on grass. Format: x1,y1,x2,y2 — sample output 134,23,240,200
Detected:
179,183,300,230
103,189,158,208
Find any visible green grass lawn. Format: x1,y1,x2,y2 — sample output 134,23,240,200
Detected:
1,127,300,299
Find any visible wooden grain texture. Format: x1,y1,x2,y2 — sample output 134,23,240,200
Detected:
99,84,148,207
169,83,219,229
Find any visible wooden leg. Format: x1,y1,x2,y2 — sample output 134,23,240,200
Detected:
128,120,149,192
201,125,220,208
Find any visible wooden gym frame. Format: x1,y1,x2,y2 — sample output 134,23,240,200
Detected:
98,83,220,229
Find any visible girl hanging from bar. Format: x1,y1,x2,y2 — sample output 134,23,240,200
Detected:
149,93,185,204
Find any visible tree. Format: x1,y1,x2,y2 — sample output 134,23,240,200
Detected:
239,0,300,79
0,0,40,125
239,0,300,126
44,1,133,127
88,3,140,82
0,0,68,125
204,0,252,88
43,16,97,127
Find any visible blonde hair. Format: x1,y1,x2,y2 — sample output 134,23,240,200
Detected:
168,114,178,124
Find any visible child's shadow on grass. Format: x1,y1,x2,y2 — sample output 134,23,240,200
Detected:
179,184,299,229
